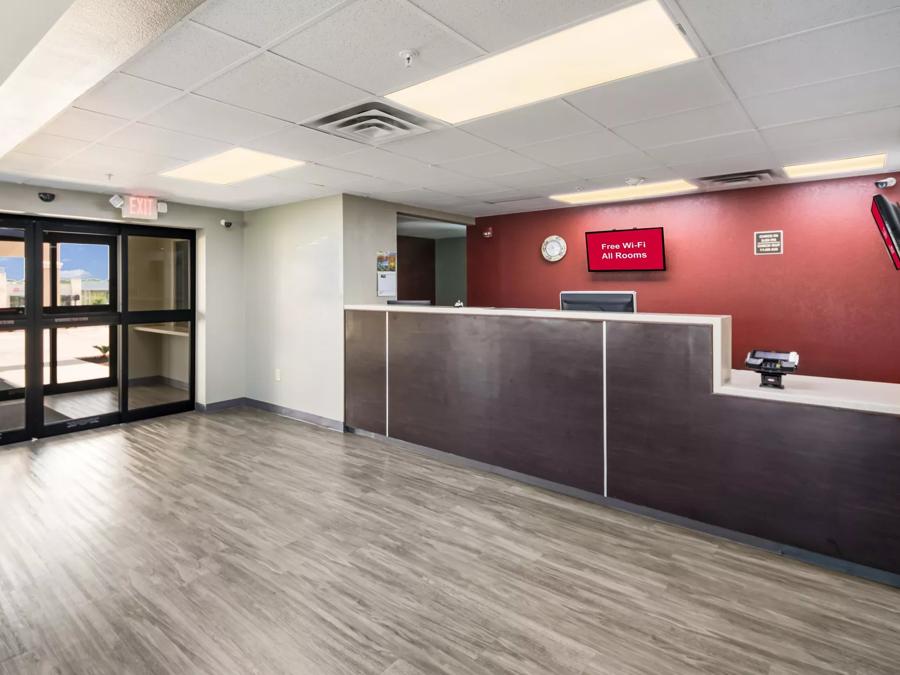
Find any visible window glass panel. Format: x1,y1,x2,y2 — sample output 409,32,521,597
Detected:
0,228,25,312
128,322,190,409
42,325,117,423
0,329,26,432
43,238,112,308
128,236,190,311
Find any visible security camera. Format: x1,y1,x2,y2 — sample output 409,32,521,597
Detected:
38,192,55,203
220,219,233,229
875,177,897,189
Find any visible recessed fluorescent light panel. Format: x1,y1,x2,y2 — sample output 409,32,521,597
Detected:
161,148,303,184
550,179,698,205
782,153,886,179
386,0,695,124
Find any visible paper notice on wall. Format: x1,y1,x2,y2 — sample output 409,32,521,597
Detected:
376,251,397,271
377,271,397,297
754,230,783,255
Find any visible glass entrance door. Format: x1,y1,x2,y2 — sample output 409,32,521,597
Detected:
0,216,195,446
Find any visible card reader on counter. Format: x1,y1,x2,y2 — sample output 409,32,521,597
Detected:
745,350,799,389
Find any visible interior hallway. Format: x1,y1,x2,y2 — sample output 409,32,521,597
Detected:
0,408,897,675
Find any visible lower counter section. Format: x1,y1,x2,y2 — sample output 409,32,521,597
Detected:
386,311,605,494
345,308,900,579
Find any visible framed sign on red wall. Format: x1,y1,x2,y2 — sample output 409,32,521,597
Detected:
585,226,666,272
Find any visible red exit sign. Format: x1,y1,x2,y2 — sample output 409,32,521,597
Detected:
122,195,158,220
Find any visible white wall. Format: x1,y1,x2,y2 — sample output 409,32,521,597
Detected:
0,181,245,405
242,195,344,421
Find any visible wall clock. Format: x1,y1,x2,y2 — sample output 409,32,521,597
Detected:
541,235,567,262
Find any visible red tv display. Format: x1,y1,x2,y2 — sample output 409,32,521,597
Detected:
585,227,666,272
871,195,900,270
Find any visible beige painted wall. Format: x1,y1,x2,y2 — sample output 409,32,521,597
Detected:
242,195,345,421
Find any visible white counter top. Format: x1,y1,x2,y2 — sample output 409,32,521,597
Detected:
345,304,899,416
719,369,900,416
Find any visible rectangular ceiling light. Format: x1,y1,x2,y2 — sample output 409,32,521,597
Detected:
386,0,695,124
161,148,303,184
783,153,886,179
550,179,698,205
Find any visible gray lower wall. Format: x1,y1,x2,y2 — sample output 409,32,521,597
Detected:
435,237,466,306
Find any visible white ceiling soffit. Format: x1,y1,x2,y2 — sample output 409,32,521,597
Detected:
0,0,206,157
397,215,468,239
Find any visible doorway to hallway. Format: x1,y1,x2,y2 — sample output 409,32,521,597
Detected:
396,214,467,307
0,214,195,446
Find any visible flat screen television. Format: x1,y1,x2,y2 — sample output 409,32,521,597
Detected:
871,195,900,270
585,227,666,272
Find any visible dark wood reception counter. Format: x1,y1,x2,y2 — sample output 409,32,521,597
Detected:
344,305,900,583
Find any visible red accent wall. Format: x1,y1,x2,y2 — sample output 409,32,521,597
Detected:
468,174,900,384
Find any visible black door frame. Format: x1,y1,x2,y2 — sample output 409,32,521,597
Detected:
0,213,196,444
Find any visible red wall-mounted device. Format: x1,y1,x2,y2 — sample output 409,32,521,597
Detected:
871,195,900,270
585,226,666,272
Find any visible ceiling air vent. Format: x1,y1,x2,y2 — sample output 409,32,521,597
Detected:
307,102,441,145
697,169,777,189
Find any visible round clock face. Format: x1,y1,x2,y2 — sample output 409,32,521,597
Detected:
541,235,567,262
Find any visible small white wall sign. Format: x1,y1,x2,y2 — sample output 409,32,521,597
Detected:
754,230,783,255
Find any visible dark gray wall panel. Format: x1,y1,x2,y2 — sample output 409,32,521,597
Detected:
606,321,900,574
344,310,386,435
388,312,605,493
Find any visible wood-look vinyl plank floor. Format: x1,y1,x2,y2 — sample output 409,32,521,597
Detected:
0,407,897,674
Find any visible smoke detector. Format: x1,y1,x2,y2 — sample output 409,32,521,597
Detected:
307,102,441,145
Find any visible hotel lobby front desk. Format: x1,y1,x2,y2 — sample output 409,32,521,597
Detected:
344,305,900,582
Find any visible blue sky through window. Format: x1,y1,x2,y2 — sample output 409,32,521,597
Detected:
0,243,109,281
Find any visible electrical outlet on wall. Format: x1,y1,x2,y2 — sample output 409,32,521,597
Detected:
274,368,281,382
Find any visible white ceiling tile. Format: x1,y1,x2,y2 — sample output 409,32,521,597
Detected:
192,0,346,47
13,133,91,160
715,10,900,97
122,21,256,90
277,162,409,193
493,166,572,189
613,102,753,149
75,73,182,120
759,107,900,149
103,123,232,161
424,172,506,196
438,149,544,177
679,0,900,54
558,151,661,180
144,94,292,143
0,152,55,175
516,129,636,166
41,108,128,143
35,164,144,190
459,99,599,148
197,52,368,123
245,125,365,162
665,151,778,178
324,148,456,188
647,130,769,164
554,166,679,192
272,0,482,95
62,144,184,175
372,188,464,209
382,129,497,164
741,67,900,128
407,0,623,51
771,139,900,166
566,59,734,127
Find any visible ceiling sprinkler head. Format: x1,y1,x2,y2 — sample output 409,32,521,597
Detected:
625,176,646,186
399,49,417,68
